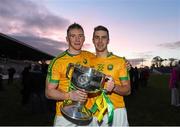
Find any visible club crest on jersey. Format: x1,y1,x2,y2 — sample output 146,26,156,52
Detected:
107,64,113,70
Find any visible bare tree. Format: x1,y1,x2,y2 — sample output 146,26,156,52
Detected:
151,56,163,67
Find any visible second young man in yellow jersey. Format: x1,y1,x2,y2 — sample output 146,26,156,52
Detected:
89,25,131,126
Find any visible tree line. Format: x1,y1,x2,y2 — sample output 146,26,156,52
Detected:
151,56,179,68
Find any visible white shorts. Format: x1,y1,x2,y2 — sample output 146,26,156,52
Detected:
54,115,91,127
90,108,129,127
54,116,76,127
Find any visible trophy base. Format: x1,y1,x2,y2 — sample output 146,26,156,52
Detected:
61,101,92,124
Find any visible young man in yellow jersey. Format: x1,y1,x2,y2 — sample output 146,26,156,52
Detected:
45,23,95,126
90,25,131,126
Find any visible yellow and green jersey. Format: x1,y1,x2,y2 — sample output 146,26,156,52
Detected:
47,50,95,116
88,52,129,110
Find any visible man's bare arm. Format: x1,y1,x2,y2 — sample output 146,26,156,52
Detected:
45,79,69,100
45,79,88,102
113,80,131,96
105,76,131,96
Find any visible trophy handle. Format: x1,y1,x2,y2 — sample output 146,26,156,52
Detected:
66,63,74,79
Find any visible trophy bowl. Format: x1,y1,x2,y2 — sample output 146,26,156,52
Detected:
69,63,105,93
60,63,106,124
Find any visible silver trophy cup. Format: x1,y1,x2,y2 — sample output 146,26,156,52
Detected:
60,63,106,124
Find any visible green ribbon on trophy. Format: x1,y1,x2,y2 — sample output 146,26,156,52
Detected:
90,90,114,124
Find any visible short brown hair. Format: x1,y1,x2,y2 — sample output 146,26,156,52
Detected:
93,25,109,39
67,23,84,36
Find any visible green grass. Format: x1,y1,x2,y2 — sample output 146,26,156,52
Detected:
0,79,54,126
125,74,180,126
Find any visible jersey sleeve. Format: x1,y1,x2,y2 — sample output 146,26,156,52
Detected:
47,58,61,84
119,59,130,81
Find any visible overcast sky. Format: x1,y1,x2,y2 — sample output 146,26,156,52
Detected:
0,0,179,66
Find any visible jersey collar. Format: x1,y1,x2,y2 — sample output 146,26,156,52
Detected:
96,52,113,59
66,49,81,57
